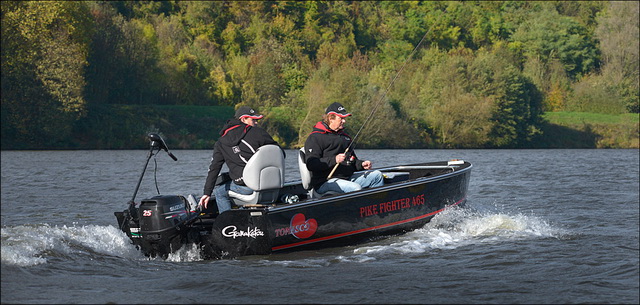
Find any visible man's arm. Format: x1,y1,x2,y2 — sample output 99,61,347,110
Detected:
203,143,225,196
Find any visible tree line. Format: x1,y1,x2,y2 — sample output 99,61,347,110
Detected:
1,1,638,149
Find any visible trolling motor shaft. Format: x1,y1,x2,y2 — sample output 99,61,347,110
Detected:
129,133,178,208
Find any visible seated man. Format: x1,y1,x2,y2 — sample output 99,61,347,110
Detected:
303,102,383,194
199,106,283,213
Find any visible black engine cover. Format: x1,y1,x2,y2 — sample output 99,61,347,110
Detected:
137,195,191,256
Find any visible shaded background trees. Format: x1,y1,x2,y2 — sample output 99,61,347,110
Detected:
2,1,92,148
2,1,638,149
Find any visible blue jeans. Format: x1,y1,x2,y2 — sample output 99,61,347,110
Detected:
214,181,253,213
317,170,384,194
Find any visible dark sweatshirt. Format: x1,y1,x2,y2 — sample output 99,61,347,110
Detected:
303,121,364,190
203,119,281,196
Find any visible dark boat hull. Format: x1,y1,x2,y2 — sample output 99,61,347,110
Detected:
270,166,468,251
116,160,472,259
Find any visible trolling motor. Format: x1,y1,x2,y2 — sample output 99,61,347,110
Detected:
129,133,178,206
149,133,178,161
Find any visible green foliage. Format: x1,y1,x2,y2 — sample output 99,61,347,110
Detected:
71,104,232,149
261,105,301,148
511,7,600,80
418,50,494,148
567,1,639,116
487,66,544,147
2,0,636,150
402,45,545,148
1,1,92,148
592,1,639,113
242,39,290,108
567,74,627,114
84,2,164,105
181,1,229,44
522,56,571,112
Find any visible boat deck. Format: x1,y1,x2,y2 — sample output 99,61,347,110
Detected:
195,160,471,217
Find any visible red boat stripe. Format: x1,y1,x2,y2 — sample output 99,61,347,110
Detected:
271,198,465,251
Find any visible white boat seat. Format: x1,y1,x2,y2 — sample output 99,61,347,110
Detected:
298,147,340,199
228,145,285,206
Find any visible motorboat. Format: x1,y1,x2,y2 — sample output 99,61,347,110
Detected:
115,133,472,259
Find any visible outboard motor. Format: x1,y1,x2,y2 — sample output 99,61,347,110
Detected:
114,133,195,258
136,195,193,257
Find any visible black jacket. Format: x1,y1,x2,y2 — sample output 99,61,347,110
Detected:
303,121,364,190
203,119,281,196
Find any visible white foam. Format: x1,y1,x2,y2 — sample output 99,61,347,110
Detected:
352,204,567,258
1,224,141,267
164,243,203,262
1,204,566,266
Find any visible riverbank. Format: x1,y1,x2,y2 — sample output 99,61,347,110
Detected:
2,106,638,150
540,112,639,148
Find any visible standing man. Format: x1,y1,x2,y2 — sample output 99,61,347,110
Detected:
199,106,283,213
303,102,383,194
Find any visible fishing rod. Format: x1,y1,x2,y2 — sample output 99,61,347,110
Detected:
327,27,432,179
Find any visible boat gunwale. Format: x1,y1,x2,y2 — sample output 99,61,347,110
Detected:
268,161,472,212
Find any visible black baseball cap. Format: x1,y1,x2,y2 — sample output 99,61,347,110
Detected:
235,106,264,120
325,102,352,118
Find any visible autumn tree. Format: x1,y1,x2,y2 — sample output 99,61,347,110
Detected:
1,1,92,148
594,1,639,113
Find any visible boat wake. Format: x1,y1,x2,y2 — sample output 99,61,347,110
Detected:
1,202,567,267
352,201,568,258
1,223,142,267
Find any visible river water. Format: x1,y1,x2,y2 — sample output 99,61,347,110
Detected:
1,149,638,304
